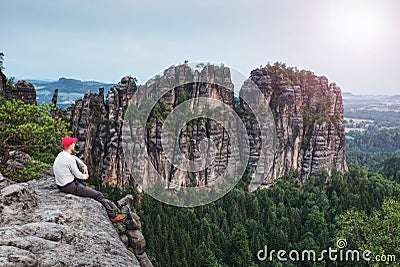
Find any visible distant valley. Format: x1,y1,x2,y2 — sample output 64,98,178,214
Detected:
343,92,400,128
27,77,116,108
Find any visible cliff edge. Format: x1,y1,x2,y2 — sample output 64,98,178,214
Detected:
0,173,145,266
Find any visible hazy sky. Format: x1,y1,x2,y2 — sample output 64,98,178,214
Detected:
1,0,399,94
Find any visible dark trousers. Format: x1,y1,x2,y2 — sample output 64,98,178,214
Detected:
58,180,116,218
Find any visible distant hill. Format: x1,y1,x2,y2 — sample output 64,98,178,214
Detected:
28,77,116,108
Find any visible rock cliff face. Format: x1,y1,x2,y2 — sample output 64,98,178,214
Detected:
126,64,236,188
67,63,347,189
0,174,152,266
68,65,236,188
3,80,37,105
68,77,137,187
248,66,347,184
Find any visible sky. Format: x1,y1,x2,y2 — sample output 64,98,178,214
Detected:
1,0,399,95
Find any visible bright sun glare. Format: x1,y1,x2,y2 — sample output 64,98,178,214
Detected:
327,1,389,50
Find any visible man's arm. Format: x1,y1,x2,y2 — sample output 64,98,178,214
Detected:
73,155,88,171
68,156,89,180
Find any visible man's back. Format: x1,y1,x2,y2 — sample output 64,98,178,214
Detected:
53,151,86,186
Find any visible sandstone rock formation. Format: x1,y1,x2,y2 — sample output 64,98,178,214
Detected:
115,195,153,267
248,65,347,185
3,80,37,105
125,64,236,189
68,76,137,187
0,175,152,266
65,63,347,189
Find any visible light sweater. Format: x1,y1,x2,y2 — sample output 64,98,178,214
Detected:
53,151,88,186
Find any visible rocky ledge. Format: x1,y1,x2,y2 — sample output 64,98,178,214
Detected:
0,174,152,267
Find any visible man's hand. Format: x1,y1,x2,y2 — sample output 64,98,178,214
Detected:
82,168,89,179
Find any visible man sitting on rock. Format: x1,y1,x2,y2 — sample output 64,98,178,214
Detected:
53,137,126,223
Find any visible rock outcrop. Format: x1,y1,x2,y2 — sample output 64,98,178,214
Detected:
68,77,137,187
114,195,153,267
2,80,37,105
126,64,236,188
67,65,236,188
248,66,347,184
65,63,347,189
0,175,152,266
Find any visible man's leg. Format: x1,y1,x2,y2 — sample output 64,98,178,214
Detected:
60,180,116,218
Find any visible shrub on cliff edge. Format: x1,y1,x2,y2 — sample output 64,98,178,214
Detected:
0,96,70,181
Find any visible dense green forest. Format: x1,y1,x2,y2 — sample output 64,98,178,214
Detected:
346,126,400,155
131,103,400,266
134,168,400,267
346,126,400,177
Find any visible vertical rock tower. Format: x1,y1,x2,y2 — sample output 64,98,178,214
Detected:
248,63,347,185
69,76,137,187
68,63,347,189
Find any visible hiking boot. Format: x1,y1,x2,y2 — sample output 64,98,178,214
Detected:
110,214,126,223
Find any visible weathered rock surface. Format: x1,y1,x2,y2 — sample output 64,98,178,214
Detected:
0,172,12,191
68,77,137,187
127,64,236,188
66,65,237,188
115,196,153,267
0,176,142,266
248,66,347,185
3,80,37,105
